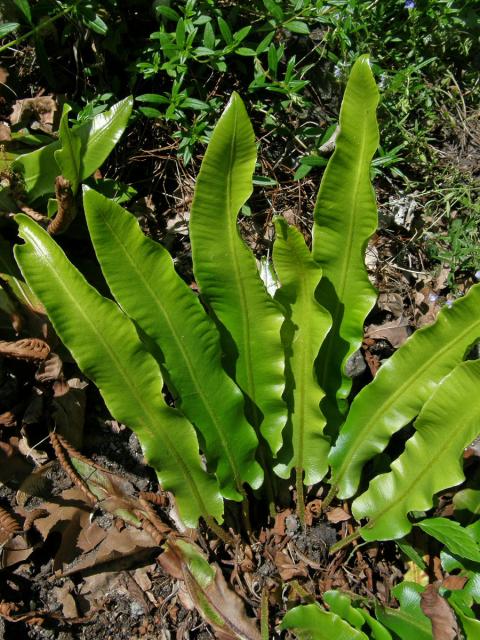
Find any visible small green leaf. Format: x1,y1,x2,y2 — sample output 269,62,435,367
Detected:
0,22,20,38
155,5,180,20
136,93,170,104
139,106,164,119
262,0,284,22
217,16,232,44
417,518,480,563
176,18,185,48
286,20,310,35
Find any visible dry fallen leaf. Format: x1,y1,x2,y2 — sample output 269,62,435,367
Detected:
365,317,411,348
10,96,58,132
326,507,351,524
441,575,468,591
33,487,107,572
0,122,11,142
160,539,261,640
420,583,459,640
274,549,308,581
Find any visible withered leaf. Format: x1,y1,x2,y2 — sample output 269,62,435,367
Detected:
1,534,33,567
62,526,155,576
51,378,87,448
35,352,63,383
10,96,58,131
365,317,411,348
34,488,107,572
160,539,261,640
274,550,308,581
442,575,468,591
326,507,351,523
0,438,34,488
0,122,11,142
0,338,50,362
420,583,459,640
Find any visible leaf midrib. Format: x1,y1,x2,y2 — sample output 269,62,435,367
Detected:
99,211,244,494
334,311,480,493
318,109,372,396
21,229,210,520
360,403,480,536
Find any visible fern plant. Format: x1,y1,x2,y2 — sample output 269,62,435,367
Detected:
11,56,480,637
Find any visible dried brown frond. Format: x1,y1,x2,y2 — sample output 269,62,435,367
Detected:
0,506,20,536
139,491,168,507
47,176,77,235
0,338,50,362
23,508,49,532
49,432,96,504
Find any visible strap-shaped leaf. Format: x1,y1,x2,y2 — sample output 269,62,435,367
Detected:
14,214,223,528
13,97,133,201
353,360,480,541
312,55,379,425
54,105,81,194
330,283,480,499
280,604,369,639
83,188,263,501
272,218,331,485
375,583,433,640
189,92,286,453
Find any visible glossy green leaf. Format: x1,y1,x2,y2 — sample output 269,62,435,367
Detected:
83,188,262,501
189,92,287,453
322,591,365,629
312,55,379,426
14,214,223,527
0,236,44,313
453,488,480,519
0,22,19,38
450,602,480,640
13,97,132,202
273,218,331,484
54,105,81,194
357,610,392,640
375,583,432,640
416,518,480,562
330,282,480,499
353,360,480,541
280,604,369,639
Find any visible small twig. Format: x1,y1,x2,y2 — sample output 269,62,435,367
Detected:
260,585,269,640
203,516,236,546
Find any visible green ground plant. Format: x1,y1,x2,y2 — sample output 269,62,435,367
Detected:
11,56,480,637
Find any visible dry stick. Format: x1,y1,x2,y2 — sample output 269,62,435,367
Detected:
260,585,269,640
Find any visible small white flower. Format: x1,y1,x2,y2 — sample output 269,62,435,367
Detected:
428,293,438,303
474,270,480,281
445,299,454,309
